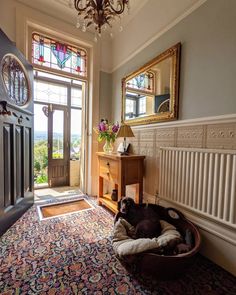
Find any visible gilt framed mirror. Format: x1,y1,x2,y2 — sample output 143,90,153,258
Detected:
121,43,181,126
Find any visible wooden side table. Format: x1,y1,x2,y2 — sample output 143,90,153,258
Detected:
97,152,145,213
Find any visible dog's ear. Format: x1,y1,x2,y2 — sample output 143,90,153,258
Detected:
117,199,121,211
127,198,135,206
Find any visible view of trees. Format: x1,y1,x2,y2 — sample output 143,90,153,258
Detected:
34,140,48,184
34,132,81,185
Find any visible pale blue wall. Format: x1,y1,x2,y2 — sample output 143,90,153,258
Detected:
99,71,112,122
111,0,236,123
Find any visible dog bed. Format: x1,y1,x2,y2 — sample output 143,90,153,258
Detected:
113,205,201,279
113,218,182,257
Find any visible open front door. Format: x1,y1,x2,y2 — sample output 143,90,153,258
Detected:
48,104,69,187
0,29,34,236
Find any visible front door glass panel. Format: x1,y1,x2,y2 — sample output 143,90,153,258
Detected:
71,109,82,159
52,109,64,159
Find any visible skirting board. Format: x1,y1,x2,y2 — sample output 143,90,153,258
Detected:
143,193,236,276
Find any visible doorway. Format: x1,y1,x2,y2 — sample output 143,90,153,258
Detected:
33,71,85,189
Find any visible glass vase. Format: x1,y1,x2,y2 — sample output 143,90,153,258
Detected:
103,139,113,154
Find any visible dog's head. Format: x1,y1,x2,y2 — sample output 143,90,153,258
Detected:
118,197,135,214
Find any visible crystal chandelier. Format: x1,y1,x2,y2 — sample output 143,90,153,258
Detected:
70,0,130,37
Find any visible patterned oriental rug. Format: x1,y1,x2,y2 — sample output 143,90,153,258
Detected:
0,195,235,295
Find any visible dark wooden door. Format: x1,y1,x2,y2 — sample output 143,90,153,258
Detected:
48,104,69,187
0,111,33,236
0,29,34,236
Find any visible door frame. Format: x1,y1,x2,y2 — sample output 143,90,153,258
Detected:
33,73,87,190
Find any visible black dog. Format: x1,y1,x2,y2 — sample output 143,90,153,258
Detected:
116,197,161,239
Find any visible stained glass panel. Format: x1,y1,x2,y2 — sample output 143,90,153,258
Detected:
126,70,155,93
1,54,30,106
32,33,87,77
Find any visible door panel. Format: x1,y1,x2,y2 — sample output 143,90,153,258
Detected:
24,127,32,193
48,105,69,187
15,126,23,200
3,124,12,208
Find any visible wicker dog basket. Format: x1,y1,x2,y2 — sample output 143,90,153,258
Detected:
118,205,201,279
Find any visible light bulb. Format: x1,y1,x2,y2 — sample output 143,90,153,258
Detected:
110,32,114,38
119,25,123,32
82,25,87,32
94,35,98,42
76,15,80,28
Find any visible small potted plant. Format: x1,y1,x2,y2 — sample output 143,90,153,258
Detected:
94,119,119,154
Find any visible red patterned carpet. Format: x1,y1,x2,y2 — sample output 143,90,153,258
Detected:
0,196,235,295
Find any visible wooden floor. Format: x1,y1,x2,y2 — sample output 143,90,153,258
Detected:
34,186,83,203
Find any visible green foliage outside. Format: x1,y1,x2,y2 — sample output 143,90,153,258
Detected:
52,152,63,159
34,140,48,184
34,136,81,184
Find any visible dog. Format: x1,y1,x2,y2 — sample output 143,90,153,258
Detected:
116,197,161,239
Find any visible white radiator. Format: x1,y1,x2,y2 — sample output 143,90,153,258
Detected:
159,147,236,229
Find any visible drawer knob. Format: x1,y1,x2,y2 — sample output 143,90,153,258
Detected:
106,162,110,166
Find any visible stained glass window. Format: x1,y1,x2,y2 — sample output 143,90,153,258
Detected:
126,70,155,93
32,33,87,77
1,54,30,106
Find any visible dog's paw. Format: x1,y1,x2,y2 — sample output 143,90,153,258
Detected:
174,243,192,254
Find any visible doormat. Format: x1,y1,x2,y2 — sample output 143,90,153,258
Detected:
37,198,94,220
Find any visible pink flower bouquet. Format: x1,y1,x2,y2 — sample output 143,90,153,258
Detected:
94,119,119,143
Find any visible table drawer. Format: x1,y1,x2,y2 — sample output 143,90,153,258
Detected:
99,158,118,182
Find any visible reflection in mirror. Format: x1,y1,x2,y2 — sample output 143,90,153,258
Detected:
122,43,181,126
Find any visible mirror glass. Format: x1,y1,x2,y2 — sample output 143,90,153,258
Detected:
122,43,181,126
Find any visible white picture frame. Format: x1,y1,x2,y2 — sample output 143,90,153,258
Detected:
117,142,130,153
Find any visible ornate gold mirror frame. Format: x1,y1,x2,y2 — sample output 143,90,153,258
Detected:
121,43,181,126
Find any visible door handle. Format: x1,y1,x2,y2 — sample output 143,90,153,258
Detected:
0,101,11,116
18,115,23,124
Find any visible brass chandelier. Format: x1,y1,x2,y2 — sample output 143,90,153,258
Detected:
70,0,130,37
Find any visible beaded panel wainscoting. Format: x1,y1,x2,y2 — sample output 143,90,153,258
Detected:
0,196,236,294
124,116,236,196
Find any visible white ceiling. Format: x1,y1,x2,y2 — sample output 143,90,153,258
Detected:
16,0,206,72
16,0,147,30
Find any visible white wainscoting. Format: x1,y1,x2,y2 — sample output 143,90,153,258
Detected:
136,114,236,275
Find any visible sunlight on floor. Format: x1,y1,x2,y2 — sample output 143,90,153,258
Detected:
34,186,83,203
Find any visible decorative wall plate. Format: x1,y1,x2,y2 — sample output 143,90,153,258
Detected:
1,54,30,106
